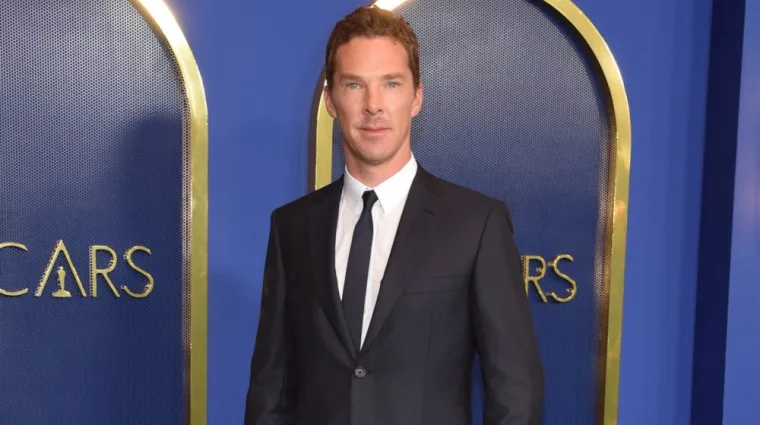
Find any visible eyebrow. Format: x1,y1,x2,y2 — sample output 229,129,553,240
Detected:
336,73,408,82
337,73,363,82
380,73,407,81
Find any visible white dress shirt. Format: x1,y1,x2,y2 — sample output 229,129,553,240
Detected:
335,154,418,348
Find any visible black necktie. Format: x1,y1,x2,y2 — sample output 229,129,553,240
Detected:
343,190,378,352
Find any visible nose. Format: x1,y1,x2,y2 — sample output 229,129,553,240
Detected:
363,85,383,116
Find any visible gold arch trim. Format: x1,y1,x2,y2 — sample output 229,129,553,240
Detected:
312,1,631,424
132,1,209,424
544,1,631,424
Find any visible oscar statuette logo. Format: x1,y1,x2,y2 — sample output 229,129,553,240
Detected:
52,266,72,298
0,240,154,299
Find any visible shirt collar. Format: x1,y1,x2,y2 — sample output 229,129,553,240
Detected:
343,153,418,216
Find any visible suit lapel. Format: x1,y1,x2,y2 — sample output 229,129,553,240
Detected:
360,167,439,355
308,177,358,362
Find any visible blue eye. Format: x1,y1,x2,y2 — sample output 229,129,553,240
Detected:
387,81,399,88
347,82,360,89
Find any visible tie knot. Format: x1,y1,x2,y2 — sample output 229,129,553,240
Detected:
362,190,378,213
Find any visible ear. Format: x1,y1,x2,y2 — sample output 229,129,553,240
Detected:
324,84,338,119
411,82,424,117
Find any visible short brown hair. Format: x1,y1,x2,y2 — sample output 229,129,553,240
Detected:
324,6,420,88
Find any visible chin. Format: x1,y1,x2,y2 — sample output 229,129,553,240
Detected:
357,153,391,166
346,142,386,162
354,147,398,165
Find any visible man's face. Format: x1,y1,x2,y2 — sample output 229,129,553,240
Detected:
325,36,423,168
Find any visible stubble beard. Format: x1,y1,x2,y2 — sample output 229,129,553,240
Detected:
347,136,402,168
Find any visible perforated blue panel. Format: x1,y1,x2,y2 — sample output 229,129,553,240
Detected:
0,1,188,424
330,0,614,423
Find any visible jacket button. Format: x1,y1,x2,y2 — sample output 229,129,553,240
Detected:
354,367,367,378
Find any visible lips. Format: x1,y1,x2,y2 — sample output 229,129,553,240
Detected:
359,126,390,134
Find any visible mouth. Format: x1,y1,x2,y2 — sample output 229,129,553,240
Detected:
359,126,390,135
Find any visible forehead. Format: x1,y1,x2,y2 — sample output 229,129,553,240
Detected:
334,36,411,76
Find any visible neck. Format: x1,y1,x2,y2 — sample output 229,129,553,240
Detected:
345,148,412,188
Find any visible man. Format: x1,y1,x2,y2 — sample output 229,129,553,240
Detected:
245,6,543,425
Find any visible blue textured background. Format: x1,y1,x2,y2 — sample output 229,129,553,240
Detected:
0,1,187,423
720,0,760,422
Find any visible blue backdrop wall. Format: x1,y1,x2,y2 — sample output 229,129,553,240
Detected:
718,0,760,422
166,0,716,424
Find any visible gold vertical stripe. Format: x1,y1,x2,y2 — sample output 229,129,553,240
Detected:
132,1,209,424
315,82,334,189
542,1,631,424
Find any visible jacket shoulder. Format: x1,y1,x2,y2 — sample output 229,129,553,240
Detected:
270,178,341,223
432,174,508,211
426,172,515,231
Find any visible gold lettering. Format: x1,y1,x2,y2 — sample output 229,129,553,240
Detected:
122,246,153,298
0,242,30,296
35,240,87,297
548,254,577,303
90,245,120,297
522,255,548,303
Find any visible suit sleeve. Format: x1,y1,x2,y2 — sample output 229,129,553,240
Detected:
472,201,544,425
245,211,297,425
